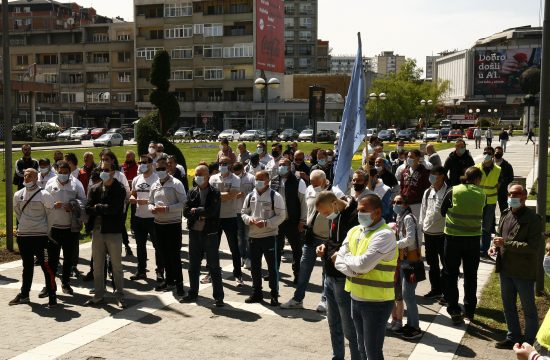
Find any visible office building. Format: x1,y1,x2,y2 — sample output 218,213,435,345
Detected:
376,51,405,75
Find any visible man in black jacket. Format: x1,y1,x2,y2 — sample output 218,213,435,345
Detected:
494,146,515,213
315,191,360,360
84,162,127,308
444,139,475,186
182,165,224,307
13,144,38,190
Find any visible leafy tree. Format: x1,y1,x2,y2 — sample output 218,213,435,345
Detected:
367,59,449,128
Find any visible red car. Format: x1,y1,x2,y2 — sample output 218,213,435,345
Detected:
90,128,106,139
447,129,464,142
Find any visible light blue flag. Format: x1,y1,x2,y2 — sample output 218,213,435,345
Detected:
333,33,366,193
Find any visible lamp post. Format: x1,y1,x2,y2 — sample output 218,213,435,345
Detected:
420,99,433,142
369,92,386,128
488,108,498,126
524,94,535,137
469,108,481,126
254,77,280,146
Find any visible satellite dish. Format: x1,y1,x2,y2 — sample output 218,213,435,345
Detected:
67,18,75,25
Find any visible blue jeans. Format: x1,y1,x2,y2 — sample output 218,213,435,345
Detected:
352,299,394,360
500,273,538,344
293,237,325,302
237,214,250,260
400,260,419,329
481,204,496,253
325,276,361,360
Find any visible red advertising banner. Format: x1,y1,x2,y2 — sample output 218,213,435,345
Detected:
256,0,284,74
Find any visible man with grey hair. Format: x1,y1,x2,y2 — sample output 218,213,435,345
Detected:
426,144,442,168
183,165,224,307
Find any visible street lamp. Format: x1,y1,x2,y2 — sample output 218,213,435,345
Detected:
420,99,433,142
469,108,481,125
255,77,280,145
524,94,536,137
488,108,498,126
369,92,386,128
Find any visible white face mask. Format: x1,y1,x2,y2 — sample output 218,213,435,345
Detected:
148,147,156,155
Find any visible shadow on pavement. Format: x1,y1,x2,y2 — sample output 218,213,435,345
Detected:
208,301,262,322
30,302,82,322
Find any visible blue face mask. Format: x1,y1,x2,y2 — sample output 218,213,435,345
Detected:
39,167,50,175
484,154,493,162
278,166,288,176
256,147,264,155
318,159,326,167
57,173,70,183
195,176,205,186
507,197,522,209
138,164,148,174
429,174,438,185
255,180,265,190
544,255,550,276
393,204,404,216
457,147,466,156
156,170,167,179
220,166,229,174
100,171,111,182
357,212,373,228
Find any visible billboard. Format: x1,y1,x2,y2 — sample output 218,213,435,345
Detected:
256,0,284,74
473,48,541,96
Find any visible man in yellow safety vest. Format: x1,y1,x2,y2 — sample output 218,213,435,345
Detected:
335,194,398,360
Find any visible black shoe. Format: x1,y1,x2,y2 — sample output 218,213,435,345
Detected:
154,282,175,292
464,312,475,321
116,297,127,309
293,276,298,285
263,274,269,281
214,299,225,307
83,298,104,306
61,284,74,295
269,297,280,306
130,273,146,281
71,267,82,278
181,294,198,303
245,295,263,304
423,290,443,299
393,324,411,335
9,293,30,306
401,327,422,340
48,296,58,308
82,272,94,282
450,312,464,325
176,285,186,300
38,287,49,298
438,297,448,306
156,271,165,283
495,339,515,350
125,246,134,257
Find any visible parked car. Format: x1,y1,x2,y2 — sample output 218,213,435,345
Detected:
278,129,300,141
316,129,337,142
175,127,193,138
93,133,124,147
258,130,278,141
366,128,378,141
121,127,134,140
378,129,397,142
90,128,106,139
217,129,240,141
447,129,464,142
440,127,451,140
240,129,262,141
72,128,92,140
397,129,417,142
298,128,314,142
440,119,452,128
466,127,476,139
57,127,82,140
425,129,442,142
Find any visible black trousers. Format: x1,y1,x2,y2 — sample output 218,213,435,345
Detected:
17,236,56,298
130,204,137,233
424,233,445,294
188,230,224,300
70,231,80,270
276,220,303,277
48,227,76,285
155,223,183,286
250,236,279,298
442,234,480,316
134,217,163,274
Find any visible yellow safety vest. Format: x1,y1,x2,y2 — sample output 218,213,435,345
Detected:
444,184,485,236
344,223,398,301
475,163,501,205
537,309,550,350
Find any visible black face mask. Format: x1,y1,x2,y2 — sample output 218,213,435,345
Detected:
353,183,366,192
494,153,503,159
125,160,134,164
272,150,280,158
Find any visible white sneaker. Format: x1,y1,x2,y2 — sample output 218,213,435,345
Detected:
280,298,304,309
386,320,396,330
316,300,327,313
390,321,403,332
244,258,251,270
235,277,244,287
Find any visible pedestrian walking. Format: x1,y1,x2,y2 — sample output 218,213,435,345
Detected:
473,126,482,149
499,128,510,152
485,128,494,147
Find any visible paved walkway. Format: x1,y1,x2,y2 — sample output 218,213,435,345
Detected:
0,135,540,360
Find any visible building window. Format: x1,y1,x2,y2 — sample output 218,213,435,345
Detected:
118,93,132,102
137,68,150,79
42,54,58,65
64,73,83,84
171,47,193,59
230,69,246,80
43,73,58,83
285,58,294,69
136,47,163,61
16,55,28,65
164,2,193,17
86,91,109,103
150,29,164,39
203,45,223,58
19,93,29,103
205,4,223,15
119,72,131,83
90,72,109,83
14,7,21,13
117,33,130,41
194,68,204,77
91,53,109,64
298,44,313,55
284,4,294,15
203,23,223,37
23,7,30,13
61,93,77,103
284,18,294,27
285,31,294,40
63,53,83,64
165,25,192,39
204,68,223,80
298,31,312,41
223,43,253,58
299,17,312,28
285,45,294,56
172,69,193,80
193,24,203,35
92,33,109,43
299,3,313,15
118,51,131,63
228,3,250,13
299,58,311,68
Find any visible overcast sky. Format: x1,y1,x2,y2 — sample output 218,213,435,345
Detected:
22,0,543,73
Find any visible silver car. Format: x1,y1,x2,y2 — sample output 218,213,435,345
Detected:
93,133,124,147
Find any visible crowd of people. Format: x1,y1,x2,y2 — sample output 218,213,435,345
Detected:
7,135,550,360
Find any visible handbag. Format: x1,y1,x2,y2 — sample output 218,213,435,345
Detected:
303,211,318,245
401,213,426,284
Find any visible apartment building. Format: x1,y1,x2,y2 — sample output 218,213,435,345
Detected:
376,51,406,75
330,56,374,75
0,0,136,128
284,0,318,74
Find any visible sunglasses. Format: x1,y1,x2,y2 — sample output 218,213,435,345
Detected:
392,201,403,205
156,167,167,171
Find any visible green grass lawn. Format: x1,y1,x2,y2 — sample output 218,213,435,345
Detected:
0,140,455,249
